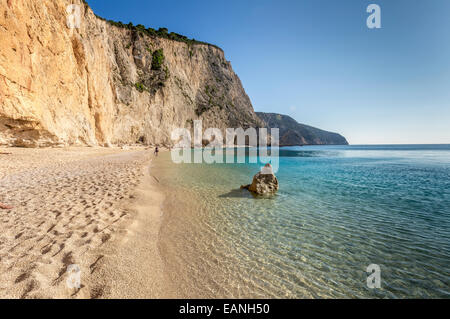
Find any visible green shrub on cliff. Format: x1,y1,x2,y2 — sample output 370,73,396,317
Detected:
136,24,146,31
151,49,165,71
135,82,146,93
157,28,169,36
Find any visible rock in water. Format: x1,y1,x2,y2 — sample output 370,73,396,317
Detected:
241,164,279,195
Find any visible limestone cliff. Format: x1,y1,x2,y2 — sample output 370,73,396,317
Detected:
0,0,263,147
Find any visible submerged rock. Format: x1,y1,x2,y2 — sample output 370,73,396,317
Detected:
241,164,279,195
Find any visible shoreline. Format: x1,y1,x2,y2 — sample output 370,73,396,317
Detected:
92,151,179,298
0,146,174,298
2,146,449,298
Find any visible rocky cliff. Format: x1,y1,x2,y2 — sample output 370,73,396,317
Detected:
257,112,348,146
0,0,263,147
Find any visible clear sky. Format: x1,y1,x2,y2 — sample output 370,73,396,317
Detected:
87,0,450,144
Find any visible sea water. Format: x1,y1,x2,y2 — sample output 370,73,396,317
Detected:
153,145,450,298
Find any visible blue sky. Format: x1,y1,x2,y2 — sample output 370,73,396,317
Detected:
88,0,450,144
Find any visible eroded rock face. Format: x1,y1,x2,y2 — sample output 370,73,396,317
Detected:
0,0,264,147
241,164,279,195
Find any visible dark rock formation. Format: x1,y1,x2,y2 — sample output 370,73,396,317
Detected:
256,112,348,146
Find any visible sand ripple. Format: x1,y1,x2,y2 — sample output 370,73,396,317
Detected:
0,147,151,298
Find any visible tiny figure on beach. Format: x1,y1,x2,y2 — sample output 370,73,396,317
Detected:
154,146,159,157
0,202,13,210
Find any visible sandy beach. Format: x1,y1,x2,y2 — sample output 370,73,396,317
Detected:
0,147,175,298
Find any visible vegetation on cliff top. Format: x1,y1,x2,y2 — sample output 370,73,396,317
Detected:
82,1,221,50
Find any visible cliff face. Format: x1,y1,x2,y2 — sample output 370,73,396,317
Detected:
256,112,348,146
0,0,263,147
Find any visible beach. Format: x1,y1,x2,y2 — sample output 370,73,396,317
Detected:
0,146,176,298
1,145,449,299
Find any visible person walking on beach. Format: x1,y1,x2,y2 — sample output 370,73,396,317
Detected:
0,202,13,210
154,146,159,157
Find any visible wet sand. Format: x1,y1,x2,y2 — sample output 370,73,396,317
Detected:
0,146,175,298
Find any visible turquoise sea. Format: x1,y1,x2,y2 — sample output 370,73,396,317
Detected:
154,145,450,298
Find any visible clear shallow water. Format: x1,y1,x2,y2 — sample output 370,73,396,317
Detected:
154,145,450,298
